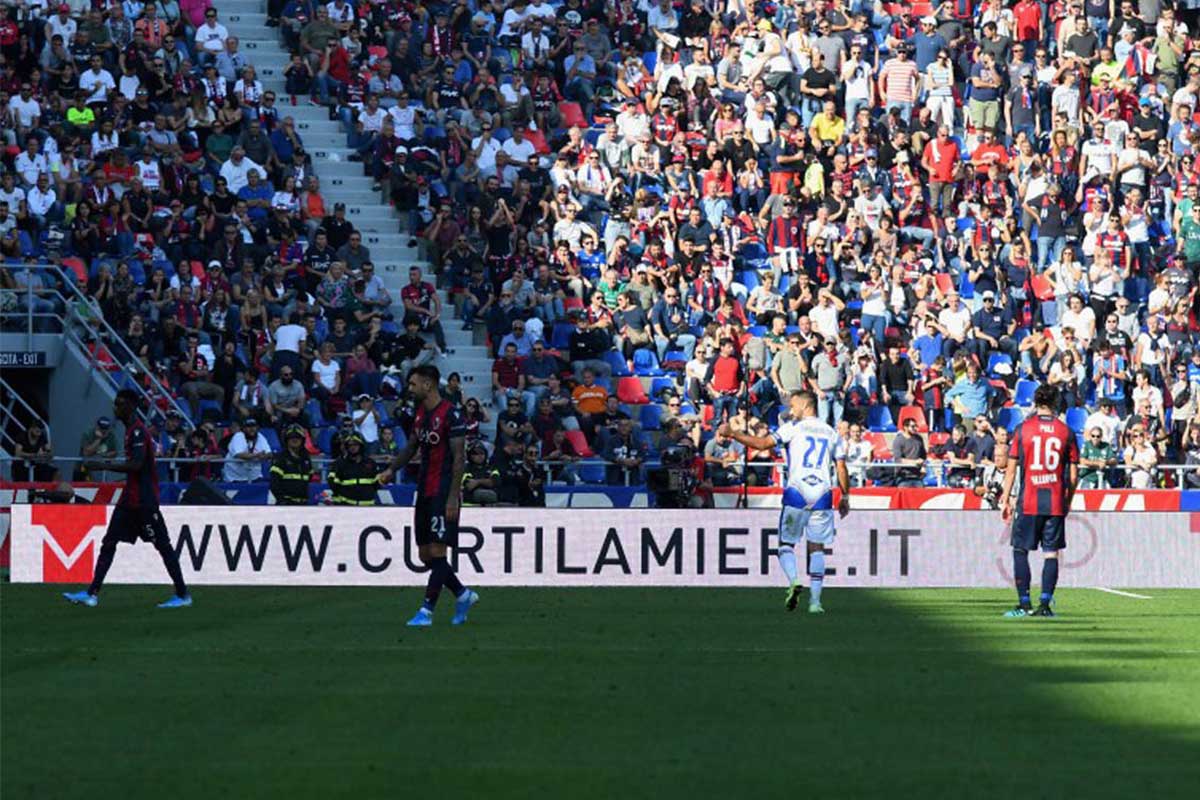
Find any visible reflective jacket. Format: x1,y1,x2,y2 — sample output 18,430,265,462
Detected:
328,456,380,505
269,449,313,505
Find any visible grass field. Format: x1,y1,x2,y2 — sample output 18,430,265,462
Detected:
3,585,1198,799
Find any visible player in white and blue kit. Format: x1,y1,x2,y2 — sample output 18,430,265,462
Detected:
724,391,850,613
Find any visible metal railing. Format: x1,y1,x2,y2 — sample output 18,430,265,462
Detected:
0,374,50,455
0,264,193,429
2,454,1197,490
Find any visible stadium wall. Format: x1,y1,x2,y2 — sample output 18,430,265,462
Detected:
8,505,1199,589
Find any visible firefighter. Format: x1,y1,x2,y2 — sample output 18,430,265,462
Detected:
328,432,380,506
269,424,313,505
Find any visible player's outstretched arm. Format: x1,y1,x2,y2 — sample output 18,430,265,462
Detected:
720,423,775,452
378,438,418,485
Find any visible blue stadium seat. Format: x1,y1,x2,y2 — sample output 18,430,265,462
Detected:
316,427,336,454
642,51,657,74
306,399,326,425
1065,407,1088,434
633,349,665,376
1014,379,1038,408
604,350,632,376
747,325,767,337
867,405,896,432
662,350,687,364
551,322,574,350
987,352,1013,378
740,242,768,261
195,399,223,424
650,377,676,399
739,270,760,292
578,463,607,484
262,427,281,452
996,407,1025,432
640,404,663,430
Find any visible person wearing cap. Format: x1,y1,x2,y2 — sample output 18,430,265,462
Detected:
461,444,500,506
223,418,274,482
328,431,380,506
270,425,314,505
77,415,119,480
352,393,381,452
970,290,1020,364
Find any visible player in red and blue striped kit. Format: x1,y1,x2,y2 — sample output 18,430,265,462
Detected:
999,384,1079,618
64,390,191,609
380,365,478,626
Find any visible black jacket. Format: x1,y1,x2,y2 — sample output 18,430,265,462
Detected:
270,449,313,505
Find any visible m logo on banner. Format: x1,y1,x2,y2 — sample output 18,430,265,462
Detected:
31,506,107,583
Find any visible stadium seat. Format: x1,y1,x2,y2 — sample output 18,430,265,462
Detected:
896,405,927,433
934,273,954,296
1065,407,1089,434
550,322,574,350
996,406,1024,432
662,350,687,365
747,325,767,337
1013,379,1038,408
650,377,676,399
316,427,336,454
616,377,650,404
564,429,595,457
927,432,950,452
987,352,1013,378
563,296,584,311
306,399,326,425
558,101,587,129
604,350,632,377
195,399,223,424
642,51,657,73
1030,274,1056,302
640,404,664,430
863,432,892,460
578,463,607,484
632,349,665,376
867,404,896,432
262,427,281,453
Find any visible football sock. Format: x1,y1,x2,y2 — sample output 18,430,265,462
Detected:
87,539,118,596
153,529,190,598
778,544,798,585
423,559,448,611
442,561,466,598
1040,556,1059,605
1013,549,1031,607
808,550,825,605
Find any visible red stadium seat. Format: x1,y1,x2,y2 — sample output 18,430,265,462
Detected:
558,101,587,129
1030,274,1056,302
896,405,928,433
525,127,551,154
934,273,955,296
863,432,892,461
563,296,584,311
565,429,595,457
616,377,649,404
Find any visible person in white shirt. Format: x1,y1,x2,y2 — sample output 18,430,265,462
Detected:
471,127,502,175
13,140,48,187
498,0,532,40
79,55,116,105
808,288,845,341
574,150,612,211
44,6,77,44
520,17,551,68
526,0,556,22
938,293,974,356
1085,398,1122,447
134,149,163,193
647,0,679,54
9,86,41,138
194,10,229,65
501,126,536,163
219,148,265,194
26,174,57,230
223,419,273,482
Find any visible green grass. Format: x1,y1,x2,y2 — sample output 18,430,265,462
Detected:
3,586,1199,799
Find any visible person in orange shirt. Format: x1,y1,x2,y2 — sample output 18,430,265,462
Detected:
571,368,610,441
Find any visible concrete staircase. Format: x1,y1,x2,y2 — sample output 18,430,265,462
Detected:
221,2,493,408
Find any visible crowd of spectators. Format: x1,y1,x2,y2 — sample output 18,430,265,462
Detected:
4,0,1200,496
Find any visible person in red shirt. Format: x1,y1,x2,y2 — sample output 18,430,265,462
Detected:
1000,383,1080,618
969,128,1009,178
921,125,961,215
1012,0,1043,59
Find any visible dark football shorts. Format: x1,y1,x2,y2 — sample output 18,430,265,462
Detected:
414,494,458,548
1011,514,1066,553
106,505,168,545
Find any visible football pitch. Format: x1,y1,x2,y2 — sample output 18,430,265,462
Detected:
3,586,1198,799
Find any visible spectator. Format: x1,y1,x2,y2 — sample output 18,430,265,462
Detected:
222,419,272,482
1123,425,1159,489
76,416,118,480
1080,426,1119,489
265,366,306,429
892,417,928,488
703,426,744,487
704,338,744,423
492,342,532,415
604,417,646,485
13,421,55,482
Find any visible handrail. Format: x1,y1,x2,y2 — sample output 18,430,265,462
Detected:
0,374,51,453
0,264,194,429
1,454,1197,489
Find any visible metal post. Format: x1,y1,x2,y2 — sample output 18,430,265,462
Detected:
26,278,33,347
